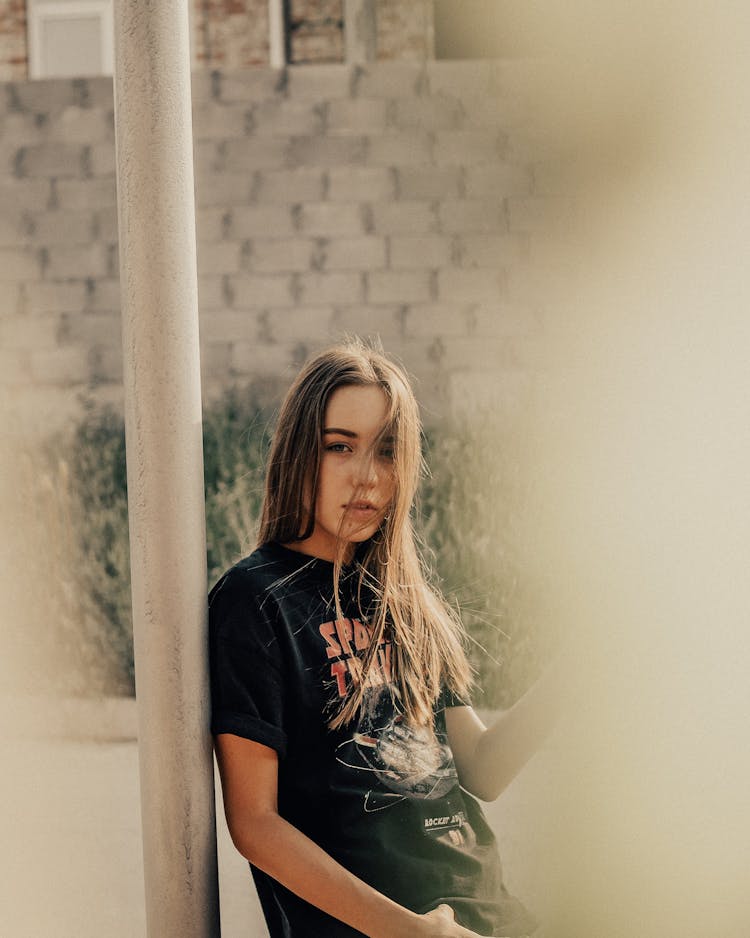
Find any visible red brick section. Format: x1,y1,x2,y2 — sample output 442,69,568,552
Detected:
192,0,270,68
0,0,28,80
288,0,344,64
376,0,434,61
286,0,434,65
0,0,435,76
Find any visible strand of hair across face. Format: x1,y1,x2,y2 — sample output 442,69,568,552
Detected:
327,513,472,731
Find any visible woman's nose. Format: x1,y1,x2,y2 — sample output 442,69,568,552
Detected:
353,452,378,486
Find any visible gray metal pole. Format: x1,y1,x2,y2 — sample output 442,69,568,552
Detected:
112,2,220,936
268,0,287,68
344,0,377,64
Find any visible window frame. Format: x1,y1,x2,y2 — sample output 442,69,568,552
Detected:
27,0,114,79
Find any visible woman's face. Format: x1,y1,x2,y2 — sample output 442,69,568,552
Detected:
295,384,396,562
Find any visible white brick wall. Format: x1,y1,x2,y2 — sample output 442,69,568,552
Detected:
0,312,61,350
352,63,425,98
459,234,527,269
24,281,89,314
286,65,352,101
403,304,472,339
326,166,395,201
248,238,316,273
0,61,552,424
55,178,117,211
366,132,432,166
295,271,364,305
0,282,22,316
44,244,111,280
87,279,121,312
195,171,256,206
391,97,462,132
396,166,462,200
252,99,325,136
288,135,367,167
371,202,438,235
437,268,506,303
254,168,325,203
327,98,388,134
331,304,404,339
0,179,52,213
295,202,367,237
367,270,432,304
29,211,95,245
321,237,386,270
433,131,503,166
17,143,87,178
439,200,506,234
389,235,453,269
0,247,41,280
228,273,294,308
230,205,296,238
223,136,292,171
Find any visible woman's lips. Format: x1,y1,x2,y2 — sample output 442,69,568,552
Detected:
345,502,378,515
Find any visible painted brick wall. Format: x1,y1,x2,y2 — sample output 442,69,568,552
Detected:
0,61,551,434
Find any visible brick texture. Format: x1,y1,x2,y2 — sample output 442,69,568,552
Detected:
288,0,344,65
2,1,434,78
0,0,27,81
375,1,434,61
0,58,549,426
191,0,270,71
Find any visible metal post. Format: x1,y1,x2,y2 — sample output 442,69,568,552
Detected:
112,2,220,937
344,0,377,64
268,0,287,68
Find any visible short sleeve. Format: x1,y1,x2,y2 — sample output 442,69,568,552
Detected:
208,567,288,756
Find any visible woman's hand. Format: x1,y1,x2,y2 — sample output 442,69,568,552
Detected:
415,904,491,937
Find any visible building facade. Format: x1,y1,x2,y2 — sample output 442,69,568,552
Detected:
1,0,436,81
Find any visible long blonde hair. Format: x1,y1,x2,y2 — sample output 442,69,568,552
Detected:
258,340,472,728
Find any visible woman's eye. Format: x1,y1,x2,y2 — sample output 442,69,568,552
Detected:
326,442,350,453
378,447,394,460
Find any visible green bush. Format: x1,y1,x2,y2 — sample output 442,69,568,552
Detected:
55,390,271,696
202,387,273,586
70,402,133,693
57,390,540,706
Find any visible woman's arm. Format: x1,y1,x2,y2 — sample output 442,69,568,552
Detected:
214,734,490,938
445,664,564,802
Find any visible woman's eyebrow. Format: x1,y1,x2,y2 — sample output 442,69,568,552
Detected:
323,428,394,441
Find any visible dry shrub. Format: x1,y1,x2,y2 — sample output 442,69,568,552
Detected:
8,390,542,704
421,417,544,708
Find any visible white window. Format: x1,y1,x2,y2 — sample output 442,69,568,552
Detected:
28,0,114,79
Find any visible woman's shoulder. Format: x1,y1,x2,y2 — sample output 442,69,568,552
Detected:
208,545,294,645
210,543,286,601
208,543,334,650
209,542,331,604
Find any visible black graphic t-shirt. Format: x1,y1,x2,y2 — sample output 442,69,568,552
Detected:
209,543,537,938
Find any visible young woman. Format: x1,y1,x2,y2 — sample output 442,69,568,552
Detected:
209,342,556,938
